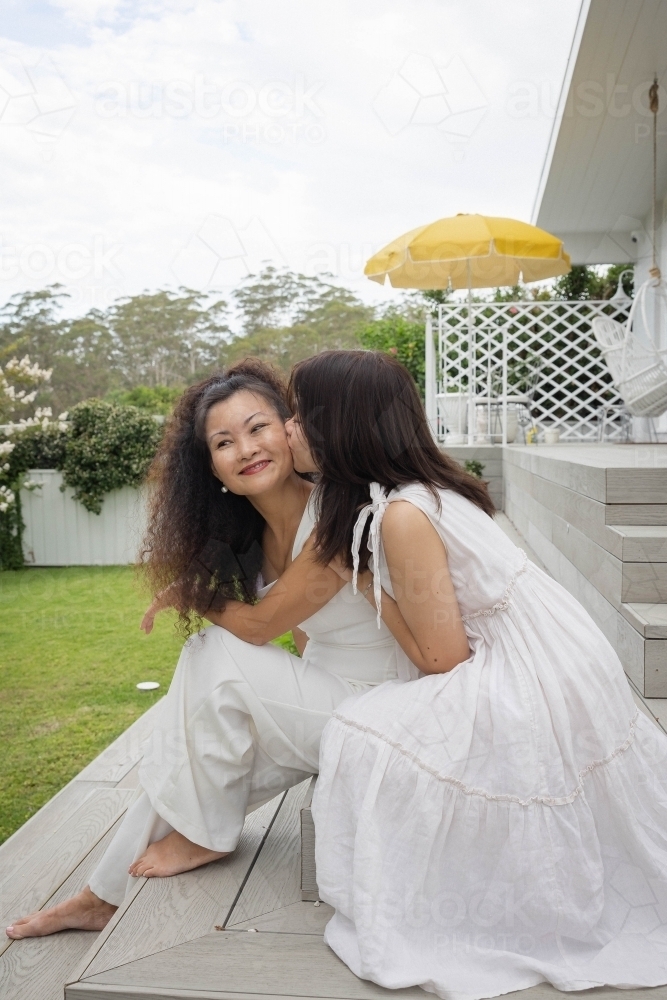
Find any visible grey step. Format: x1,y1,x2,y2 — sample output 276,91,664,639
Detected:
300,776,318,902
505,444,667,505
503,461,667,562
621,602,667,639
505,495,667,697
606,504,667,525
608,525,667,562
622,564,667,603
505,480,667,605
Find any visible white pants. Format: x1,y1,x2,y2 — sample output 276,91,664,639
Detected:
89,626,384,906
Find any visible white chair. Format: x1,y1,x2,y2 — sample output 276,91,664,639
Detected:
592,278,667,418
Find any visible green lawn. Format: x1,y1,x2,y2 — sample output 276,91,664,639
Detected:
0,566,297,845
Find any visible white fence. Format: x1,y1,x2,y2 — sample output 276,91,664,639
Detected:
425,299,630,444
21,470,146,566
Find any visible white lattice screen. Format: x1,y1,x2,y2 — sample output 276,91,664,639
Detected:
430,299,630,444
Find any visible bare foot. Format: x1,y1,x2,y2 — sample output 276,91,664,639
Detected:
5,886,116,940
128,830,228,879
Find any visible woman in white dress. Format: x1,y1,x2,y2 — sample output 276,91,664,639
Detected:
6,358,415,941
287,349,667,1000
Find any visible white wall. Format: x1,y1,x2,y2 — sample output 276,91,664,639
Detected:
21,470,147,566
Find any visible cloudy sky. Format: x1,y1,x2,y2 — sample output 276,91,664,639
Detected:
0,0,581,318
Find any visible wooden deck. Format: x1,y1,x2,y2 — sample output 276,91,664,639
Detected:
2,687,667,1000
2,517,667,999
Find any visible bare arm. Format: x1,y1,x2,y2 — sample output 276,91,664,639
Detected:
205,536,347,644
208,535,431,666
380,501,470,674
140,529,439,671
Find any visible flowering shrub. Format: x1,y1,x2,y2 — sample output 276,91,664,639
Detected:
0,356,52,422
0,483,15,514
0,357,56,569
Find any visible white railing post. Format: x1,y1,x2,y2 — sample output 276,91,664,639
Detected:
502,324,508,446
467,293,475,445
425,312,437,438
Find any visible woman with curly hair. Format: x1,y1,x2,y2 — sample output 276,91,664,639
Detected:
6,357,422,940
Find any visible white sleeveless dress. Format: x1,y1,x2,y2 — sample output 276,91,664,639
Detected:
90,496,407,906
313,483,667,1000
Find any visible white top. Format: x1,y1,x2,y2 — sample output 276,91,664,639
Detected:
258,494,407,688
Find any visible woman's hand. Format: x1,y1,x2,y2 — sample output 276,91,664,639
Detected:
140,583,183,634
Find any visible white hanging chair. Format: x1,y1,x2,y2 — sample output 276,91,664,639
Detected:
592,277,667,418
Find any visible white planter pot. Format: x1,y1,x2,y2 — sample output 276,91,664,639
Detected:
441,393,468,439
486,403,519,444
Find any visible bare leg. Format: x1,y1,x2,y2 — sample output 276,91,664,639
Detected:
5,886,116,940
128,830,229,879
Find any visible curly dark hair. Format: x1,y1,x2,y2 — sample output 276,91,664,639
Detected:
140,358,291,634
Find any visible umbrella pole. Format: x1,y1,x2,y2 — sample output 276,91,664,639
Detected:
502,309,508,447
424,312,437,439
467,265,475,446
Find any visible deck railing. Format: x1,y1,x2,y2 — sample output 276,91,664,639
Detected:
425,299,630,445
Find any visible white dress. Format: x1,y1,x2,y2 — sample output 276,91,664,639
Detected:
313,482,667,1000
90,497,407,906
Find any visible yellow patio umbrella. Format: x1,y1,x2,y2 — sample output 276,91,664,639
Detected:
364,214,570,290
365,214,571,446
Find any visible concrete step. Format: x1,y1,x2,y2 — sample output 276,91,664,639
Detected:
608,525,667,562
505,493,667,696
504,444,667,506
300,776,318,901
621,602,667,639
606,504,667,525
505,479,667,604
503,460,667,566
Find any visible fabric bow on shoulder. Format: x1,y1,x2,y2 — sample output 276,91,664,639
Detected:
351,482,390,628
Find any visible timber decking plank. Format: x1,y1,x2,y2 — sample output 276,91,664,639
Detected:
229,899,333,934
0,780,113,887
114,762,143,790
225,781,310,928
74,703,164,785
77,793,286,981
74,931,667,1000
79,930,427,998
0,788,134,953
0,817,124,1000
65,986,667,1000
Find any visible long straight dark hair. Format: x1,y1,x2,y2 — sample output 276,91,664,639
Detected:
288,350,494,571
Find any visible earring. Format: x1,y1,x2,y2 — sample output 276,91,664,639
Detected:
221,485,228,493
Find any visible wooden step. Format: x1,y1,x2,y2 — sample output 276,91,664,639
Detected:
504,444,667,505
6,674,667,999
300,776,318,901
609,526,667,562
622,602,667,639
0,704,163,998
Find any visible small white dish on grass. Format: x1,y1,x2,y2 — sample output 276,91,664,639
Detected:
136,681,160,691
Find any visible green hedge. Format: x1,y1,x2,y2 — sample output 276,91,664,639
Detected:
0,401,163,569
357,315,426,397
61,400,163,515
